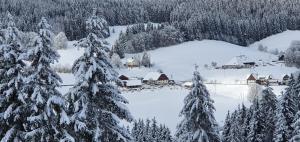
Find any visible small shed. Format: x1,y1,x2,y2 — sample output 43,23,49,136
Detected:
143,72,169,85
246,74,257,84
124,80,142,88
119,75,129,81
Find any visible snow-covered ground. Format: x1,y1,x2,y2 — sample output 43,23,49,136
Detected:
119,40,297,83
249,30,300,52
56,25,298,134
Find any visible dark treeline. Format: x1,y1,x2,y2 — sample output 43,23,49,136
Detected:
170,0,300,46
0,0,180,40
2,0,300,47
114,23,183,54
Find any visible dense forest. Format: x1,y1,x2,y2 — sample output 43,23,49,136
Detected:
2,0,300,46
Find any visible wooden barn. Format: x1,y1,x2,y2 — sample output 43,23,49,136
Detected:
119,75,129,81
143,72,170,85
246,74,257,84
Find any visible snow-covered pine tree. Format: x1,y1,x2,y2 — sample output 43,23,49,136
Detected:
247,99,264,142
291,111,300,142
66,10,133,141
159,125,172,142
87,8,110,38
175,66,220,142
274,90,296,142
222,111,231,142
259,86,277,142
22,17,72,141
228,109,243,141
293,72,300,111
141,51,151,67
0,12,28,141
242,105,253,140
151,118,158,142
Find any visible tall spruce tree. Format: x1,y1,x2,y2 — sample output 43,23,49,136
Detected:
274,91,296,142
66,9,133,141
175,65,220,142
292,111,300,142
259,86,277,142
221,111,231,142
0,12,28,141
22,17,72,141
247,99,264,142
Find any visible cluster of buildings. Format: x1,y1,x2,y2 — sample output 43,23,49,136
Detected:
246,73,290,85
118,72,174,89
220,55,256,69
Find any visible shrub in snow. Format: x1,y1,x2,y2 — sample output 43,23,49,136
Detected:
247,83,263,103
258,44,268,52
54,32,68,49
65,11,133,141
175,66,220,142
21,17,73,141
211,62,217,68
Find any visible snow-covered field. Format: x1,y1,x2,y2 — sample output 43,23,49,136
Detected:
56,25,298,134
119,40,297,83
249,30,300,52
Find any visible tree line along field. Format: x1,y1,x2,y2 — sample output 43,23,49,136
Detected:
2,0,300,46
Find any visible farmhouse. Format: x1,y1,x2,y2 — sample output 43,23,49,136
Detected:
126,57,139,68
143,72,170,85
222,55,256,69
246,74,257,84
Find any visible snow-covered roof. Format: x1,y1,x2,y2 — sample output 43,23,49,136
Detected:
143,72,164,81
126,80,142,86
246,74,257,80
224,55,254,66
182,81,193,87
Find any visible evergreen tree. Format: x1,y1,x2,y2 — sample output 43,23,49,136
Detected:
247,99,264,142
221,111,231,142
0,12,28,141
292,111,300,142
66,11,133,141
86,8,110,38
259,86,277,142
22,17,72,141
141,51,151,67
274,91,296,142
175,66,220,142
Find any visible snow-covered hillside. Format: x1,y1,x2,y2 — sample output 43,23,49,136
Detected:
119,40,297,83
56,25,298,134
249,30,300,52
